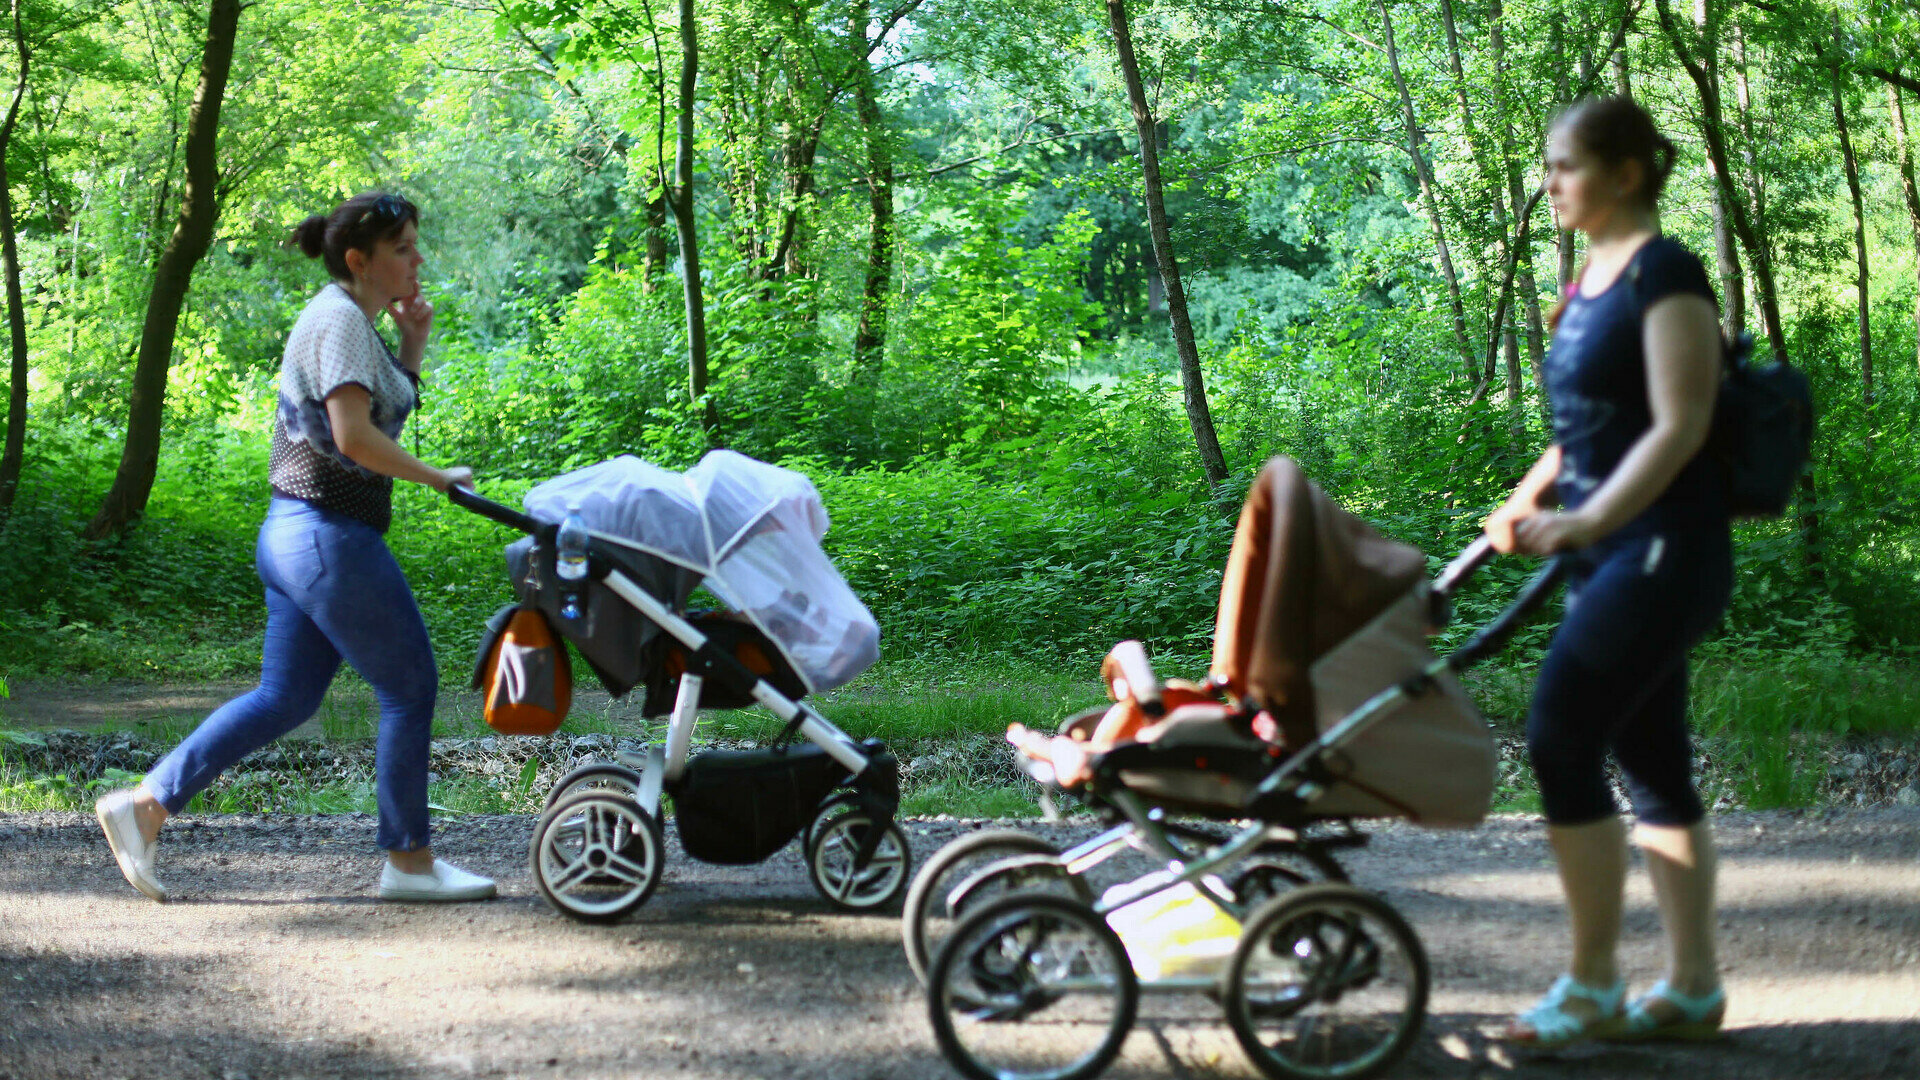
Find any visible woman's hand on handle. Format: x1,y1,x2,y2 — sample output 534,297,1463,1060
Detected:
1485,444,1565,554
1509,509,1600,555
432,466,473,494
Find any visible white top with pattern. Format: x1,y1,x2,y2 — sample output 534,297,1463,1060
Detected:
268,283,419,532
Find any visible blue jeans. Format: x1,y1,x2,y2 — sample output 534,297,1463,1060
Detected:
145,496,438,851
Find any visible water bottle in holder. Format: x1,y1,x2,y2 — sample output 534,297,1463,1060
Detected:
555,504,589,622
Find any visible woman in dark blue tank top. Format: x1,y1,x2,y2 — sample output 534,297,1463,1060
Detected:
1486,98,1731,1049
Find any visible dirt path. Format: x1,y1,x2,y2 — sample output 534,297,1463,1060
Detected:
3,809,1916,1080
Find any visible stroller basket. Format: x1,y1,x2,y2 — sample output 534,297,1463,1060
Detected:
675,743,899,864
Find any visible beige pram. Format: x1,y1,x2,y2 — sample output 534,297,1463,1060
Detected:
909,456,1565,1080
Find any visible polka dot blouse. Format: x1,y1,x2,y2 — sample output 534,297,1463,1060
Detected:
269,283,420,533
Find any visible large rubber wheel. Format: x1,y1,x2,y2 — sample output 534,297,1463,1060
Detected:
542,762,643,811
1229,845,1345,910
1222,883,1429,1080
529,790,666,924
903,829,1087,987
806,806,912,911
928,892,1138,1080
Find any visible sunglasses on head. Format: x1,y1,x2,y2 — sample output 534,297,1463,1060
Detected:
354,193,410,227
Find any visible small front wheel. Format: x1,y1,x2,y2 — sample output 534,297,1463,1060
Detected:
543,762,643,811
1222,883,1429,1080
529,790,666,923
807,805,911,911
928,892,1138,1080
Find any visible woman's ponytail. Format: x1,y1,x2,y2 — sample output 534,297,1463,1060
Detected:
289,215,328,259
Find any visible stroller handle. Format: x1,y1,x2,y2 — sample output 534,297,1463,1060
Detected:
1432,534,1496,597
446,484,541,534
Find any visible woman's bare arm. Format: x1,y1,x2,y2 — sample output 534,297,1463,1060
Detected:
324,385,470,492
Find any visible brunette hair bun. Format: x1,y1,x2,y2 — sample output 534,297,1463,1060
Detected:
290,214,328,259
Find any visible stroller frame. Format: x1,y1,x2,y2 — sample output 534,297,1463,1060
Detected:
915,538,1564,1080
452,485,910,922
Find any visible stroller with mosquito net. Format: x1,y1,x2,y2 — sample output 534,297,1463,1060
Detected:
450,450,911,923
908,456,1564,1080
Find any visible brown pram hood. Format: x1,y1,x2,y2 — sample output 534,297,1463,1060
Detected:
1211,455,1427,744
1197,455,1493,826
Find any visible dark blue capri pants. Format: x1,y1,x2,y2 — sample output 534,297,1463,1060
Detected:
1526,523,1732,827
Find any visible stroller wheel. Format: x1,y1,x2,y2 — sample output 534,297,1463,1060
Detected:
1223,883,1428,1080
542,762,644,812
801,792,862,855
903,829,1088,987
1229,847,1344,910
928,893,1137,1080
529,790,666,923
806,806,911,912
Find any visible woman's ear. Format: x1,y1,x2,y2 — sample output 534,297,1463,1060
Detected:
1616,158,1646,203
343,246,366,279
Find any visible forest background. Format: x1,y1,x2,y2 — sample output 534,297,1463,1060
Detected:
0,0,1916,812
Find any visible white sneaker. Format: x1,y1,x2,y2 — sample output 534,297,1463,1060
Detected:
379,858,496,902
95,790,166,903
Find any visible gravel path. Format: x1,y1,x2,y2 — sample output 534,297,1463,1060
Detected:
2,808,1916,1080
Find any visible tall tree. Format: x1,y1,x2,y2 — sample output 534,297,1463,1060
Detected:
1826,18,1871,410
1106,0,1227,488
1890,82,1920,377
665,0,713,436
86,0,240,539
0,0,30,520
849,0,893,382
1378,0,1476,381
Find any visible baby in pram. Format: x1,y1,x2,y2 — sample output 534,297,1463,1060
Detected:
1007,454,1446,797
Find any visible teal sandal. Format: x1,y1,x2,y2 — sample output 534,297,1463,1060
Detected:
1611,980,1726,1042
1503,974,1627,1049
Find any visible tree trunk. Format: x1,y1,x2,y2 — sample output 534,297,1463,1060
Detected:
1829,36,1871,410
1378,0,1476,382
641,192,667,294
1440,0,1522,415
1106,0,1228,488
1490,0,1541,422
1890,82,1920,379
850,0,892,384
667,0,714,437
1707,162,1745,340
0,0,30,521
86,0,239,539
1695,0,1744,341
1731,23,1764,338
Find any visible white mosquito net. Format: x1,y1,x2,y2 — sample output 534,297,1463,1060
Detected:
521,451,880,694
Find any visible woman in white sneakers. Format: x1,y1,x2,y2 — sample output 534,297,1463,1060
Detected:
96,192,494,904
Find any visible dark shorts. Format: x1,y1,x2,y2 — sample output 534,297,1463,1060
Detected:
1526,523,1732,826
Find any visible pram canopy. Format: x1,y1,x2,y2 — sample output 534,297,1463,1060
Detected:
520,450,881,695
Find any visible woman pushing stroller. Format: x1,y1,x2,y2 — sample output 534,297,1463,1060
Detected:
94,192,496,904
1488,96,1731,1047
